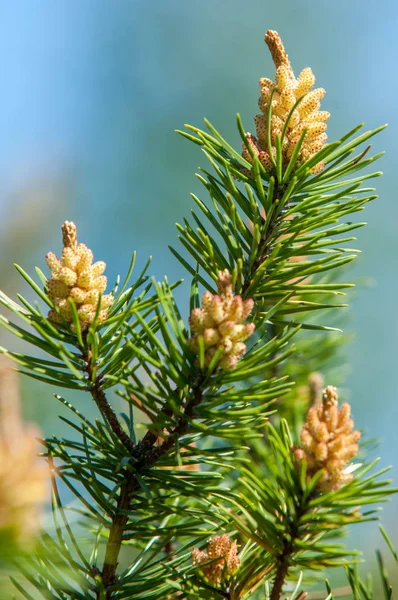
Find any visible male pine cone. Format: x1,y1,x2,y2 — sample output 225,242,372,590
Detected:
293,385,361,491
188,269,255,371
46,221,113,332
243,30,329,175
192,534,240,587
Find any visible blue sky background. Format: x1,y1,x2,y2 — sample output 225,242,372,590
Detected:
0,0,396,589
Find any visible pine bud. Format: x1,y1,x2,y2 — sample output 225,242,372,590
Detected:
58,267,78,287
46,221,113,332
76,245,94,272
293,385,361,491
46,279,70,300
61,221,77,248
192,534,240,587
45,252,62,274
243,31,328,176
188,270,255,371
61,247,79,270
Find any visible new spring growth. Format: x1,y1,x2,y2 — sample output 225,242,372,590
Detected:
192,534,240,587
188,270,255,371
243,30,329,175
46,221,113,332
0,360,47,545
293,385,361,492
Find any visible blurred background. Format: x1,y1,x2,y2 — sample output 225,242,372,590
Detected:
0,0,396,593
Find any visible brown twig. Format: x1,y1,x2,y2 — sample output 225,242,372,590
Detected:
269,491,311,600
270,556,290,600
93,379,203,598
85,349,135,454
101,480,136,592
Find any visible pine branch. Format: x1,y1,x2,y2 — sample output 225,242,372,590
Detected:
0,29,393,600
241,181,281,297
85,347,135,454
269,489,312,600
270,560,289,600
101,480,135,594
174,118,384,324
98,381,204,597
219,419,396,599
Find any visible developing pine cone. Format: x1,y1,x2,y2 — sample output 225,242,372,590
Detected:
46,221,113,332
243,30,329,175
293,385,361,491
188,270,255,371
192,534,240,586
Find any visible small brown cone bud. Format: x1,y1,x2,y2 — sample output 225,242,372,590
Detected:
61,221,77,248
265,30,292,72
